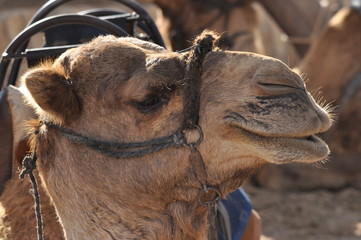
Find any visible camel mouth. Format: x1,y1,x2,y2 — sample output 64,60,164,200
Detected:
228,120,323,142
290,134,327,149
229,124,330,162
297,135,318,142
235,124,323,144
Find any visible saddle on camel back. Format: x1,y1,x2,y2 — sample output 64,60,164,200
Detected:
0,0,253,240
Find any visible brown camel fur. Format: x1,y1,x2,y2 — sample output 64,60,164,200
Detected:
0,33,331,239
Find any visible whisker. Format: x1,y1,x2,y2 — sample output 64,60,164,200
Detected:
312,156,330,169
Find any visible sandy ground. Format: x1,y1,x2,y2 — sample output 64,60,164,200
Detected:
243,183,361,240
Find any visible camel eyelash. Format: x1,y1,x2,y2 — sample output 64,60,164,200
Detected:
132,83,178,114
150,83,177,94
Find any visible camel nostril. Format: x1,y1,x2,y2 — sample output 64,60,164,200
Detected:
257,82,301,94
258,82,299,89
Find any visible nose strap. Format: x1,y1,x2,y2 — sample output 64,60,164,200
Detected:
182,31,218,129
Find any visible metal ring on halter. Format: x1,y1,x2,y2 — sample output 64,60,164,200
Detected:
197,186,221,207
183,124,204,149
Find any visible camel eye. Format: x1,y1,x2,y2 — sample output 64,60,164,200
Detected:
135,94,168,113
141,95,162,106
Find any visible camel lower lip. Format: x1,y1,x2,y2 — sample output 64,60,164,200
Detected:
231,125,329,160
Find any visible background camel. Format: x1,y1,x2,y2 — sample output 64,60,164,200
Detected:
0,33,331,239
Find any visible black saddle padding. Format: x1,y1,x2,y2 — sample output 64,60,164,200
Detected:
0,88,13,195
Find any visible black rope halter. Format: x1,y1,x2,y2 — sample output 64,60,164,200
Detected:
44,121,189,158
19,148,43,240
20,31,221,240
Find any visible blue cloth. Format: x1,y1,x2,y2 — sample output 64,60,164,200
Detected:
217,188,252,240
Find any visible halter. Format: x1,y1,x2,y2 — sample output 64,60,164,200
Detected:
20,32,221,240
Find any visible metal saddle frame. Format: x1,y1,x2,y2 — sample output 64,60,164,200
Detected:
0,0,164,89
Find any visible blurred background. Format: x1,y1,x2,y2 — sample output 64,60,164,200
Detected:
0,0,360,239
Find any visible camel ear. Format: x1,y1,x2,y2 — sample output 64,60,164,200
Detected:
23,67,81,123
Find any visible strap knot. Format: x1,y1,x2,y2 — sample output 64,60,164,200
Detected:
19,153,37,179
173,131,187,146
194,31,218,54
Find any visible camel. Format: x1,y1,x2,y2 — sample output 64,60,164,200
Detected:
0,32,331,240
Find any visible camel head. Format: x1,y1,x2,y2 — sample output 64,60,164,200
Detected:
21,34,331,239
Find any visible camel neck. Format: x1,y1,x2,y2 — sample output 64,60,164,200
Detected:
35,125,254,240
49,182,209,240
36,131,210,240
